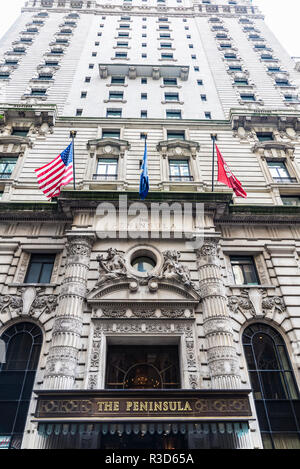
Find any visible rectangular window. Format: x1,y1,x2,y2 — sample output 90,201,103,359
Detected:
76,109,83,116
281,196,300,206
24,253,56,284
164,93,179,101
105,345,180,389
201,94,207,101
118,32,129,37
230,256,260,285
106,109,122,118
141,93,147,100
160,43,172,48
111,76,125,84
95,158,118,181
169,159,191,182
205,112,211,119
102,130,120,139
141,78,147,84
167,130,185,140
166,110,182,119
234,79,249,85
141,110,147,118
117,42,128,47
31,89,46,96
268,161,294,183
163,78,177,86
109,91,124,100
256,132,273,142
0,157,18,179
115,52,127,58
161,53,173,59
241,94,256,101
12,129,28,137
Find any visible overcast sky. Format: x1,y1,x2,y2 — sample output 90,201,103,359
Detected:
0,0,299,57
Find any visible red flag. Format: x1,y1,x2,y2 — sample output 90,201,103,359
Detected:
216,144,247,198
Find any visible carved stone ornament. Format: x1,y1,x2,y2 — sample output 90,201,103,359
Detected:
157,250,193,288
66,237,93,257
0,288,57,317
228,288,286,317
96,248,133,286
197,241,218,258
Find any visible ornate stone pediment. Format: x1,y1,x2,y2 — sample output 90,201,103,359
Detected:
228,288,286,318
157,139,200,159
252,141,295,159
87,248,200,304
87,138,130,157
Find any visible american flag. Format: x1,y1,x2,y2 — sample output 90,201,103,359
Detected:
35,142,74,199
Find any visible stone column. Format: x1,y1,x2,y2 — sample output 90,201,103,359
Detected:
196,239,241,389
43,234,94,389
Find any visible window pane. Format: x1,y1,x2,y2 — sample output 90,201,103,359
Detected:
25,262,41,283
267,401,297,431
39,263,54,283
273,433,300,450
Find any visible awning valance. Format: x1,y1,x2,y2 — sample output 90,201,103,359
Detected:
38,422,249,438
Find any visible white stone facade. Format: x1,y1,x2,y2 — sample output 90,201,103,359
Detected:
0,0,299,450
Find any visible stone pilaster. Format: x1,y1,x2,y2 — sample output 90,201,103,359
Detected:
43,234,94,389
196,239,241,389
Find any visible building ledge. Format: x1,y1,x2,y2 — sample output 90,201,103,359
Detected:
99,63,189,81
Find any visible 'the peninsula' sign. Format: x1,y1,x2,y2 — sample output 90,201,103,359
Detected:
35,390,251,420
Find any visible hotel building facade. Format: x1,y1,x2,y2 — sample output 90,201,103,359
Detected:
0,0,300,450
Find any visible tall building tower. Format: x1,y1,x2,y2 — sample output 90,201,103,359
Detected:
0,0,299,450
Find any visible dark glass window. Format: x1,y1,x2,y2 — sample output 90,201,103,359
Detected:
243,324,300,449
0,323,42,449
256,132,273,142
102,130,120,139
167,130,185,140
230,255,260,285
24,253,55,284
164,78,177,86
106,346,180,389
111,76,125,84
12,129,28,137
0,157,17,179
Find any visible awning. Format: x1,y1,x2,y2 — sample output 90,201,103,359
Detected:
38,422,249,438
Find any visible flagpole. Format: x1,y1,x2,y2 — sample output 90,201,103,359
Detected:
211,133,217,192
70,130,77,190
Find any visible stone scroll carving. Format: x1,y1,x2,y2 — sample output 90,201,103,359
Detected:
228,288,286,317
0,287,57,317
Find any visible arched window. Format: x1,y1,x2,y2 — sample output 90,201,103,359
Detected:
243,323,300,449
0,322,43,449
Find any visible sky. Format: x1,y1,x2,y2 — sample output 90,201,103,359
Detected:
0,0,299,57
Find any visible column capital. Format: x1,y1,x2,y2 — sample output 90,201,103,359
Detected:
195,236,221,260
66,233,95,257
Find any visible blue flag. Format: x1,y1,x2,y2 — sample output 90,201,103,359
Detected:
139,139,149,200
